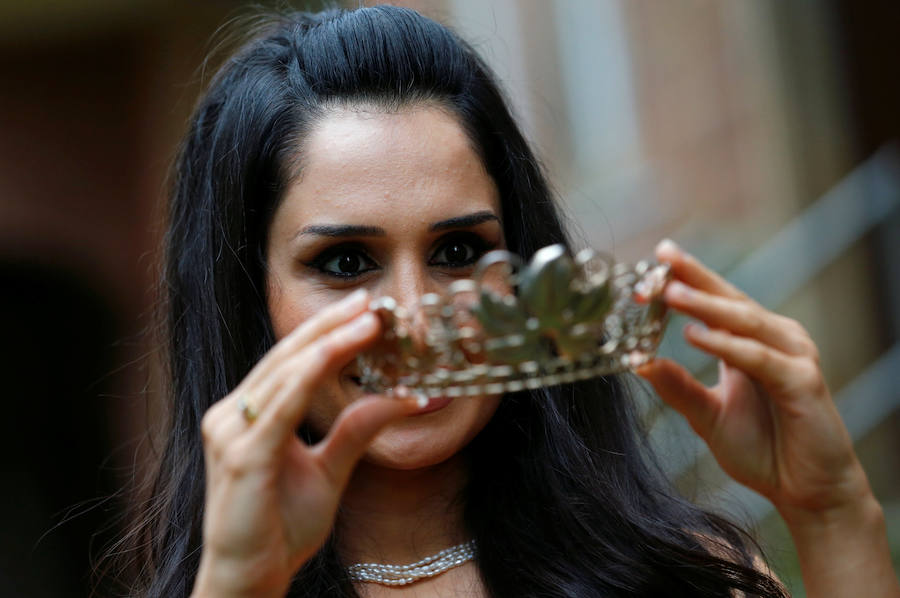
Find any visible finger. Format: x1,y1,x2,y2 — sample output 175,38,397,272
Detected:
665,281,812,356
201,402,233,473
201,390,259,464
199,299,380,479
252,311,384,446
237,289,372,393
313,395,421,488
683,323,801,397
636,358,721,440
223,289,373,424
655,239,746,300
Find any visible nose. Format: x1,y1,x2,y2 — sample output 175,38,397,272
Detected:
378,254,432,313
373,253,440,355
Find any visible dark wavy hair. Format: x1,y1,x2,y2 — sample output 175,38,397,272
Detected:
113,6,788,597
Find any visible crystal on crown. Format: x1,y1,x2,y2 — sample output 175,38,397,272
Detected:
356,244,671,398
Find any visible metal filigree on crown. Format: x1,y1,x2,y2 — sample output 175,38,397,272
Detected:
356,244,671,398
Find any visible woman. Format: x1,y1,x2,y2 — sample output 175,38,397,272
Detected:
118,6,898,597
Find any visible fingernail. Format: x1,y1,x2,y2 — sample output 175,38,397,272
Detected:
657,238,680,255
396,396,426,413
666,280,691,299
338,289,369,313
414,392,429,409
684,322,708,338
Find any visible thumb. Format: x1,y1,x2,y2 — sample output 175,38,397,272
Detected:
636,358,721,441
313,395,420,488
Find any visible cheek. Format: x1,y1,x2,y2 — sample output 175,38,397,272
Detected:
266,276,319,341
266,276,351,439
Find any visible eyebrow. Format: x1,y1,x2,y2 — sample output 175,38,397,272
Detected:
429,210,499,232
295,210,500,238
297,224,386,238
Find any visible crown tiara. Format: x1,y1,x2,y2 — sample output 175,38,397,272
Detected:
356,244,671,398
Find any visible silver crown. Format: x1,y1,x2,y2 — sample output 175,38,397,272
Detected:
356,244,671,398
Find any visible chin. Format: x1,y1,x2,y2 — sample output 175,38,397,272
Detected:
363,394,500,471
330,373,500,471
362,425,466,470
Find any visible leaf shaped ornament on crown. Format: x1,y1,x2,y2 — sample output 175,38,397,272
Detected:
356,244,671,399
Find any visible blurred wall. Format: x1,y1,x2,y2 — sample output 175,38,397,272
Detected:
0,1,897,596
0,3,245,596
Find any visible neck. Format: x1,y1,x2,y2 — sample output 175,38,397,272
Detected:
336,453,470,565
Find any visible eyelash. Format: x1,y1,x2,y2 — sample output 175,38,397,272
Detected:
307,233,496,280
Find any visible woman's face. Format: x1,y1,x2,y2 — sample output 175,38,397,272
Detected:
266,105,504,470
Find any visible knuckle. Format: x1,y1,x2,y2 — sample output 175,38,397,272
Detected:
200,412,216,442
200,409,226,452
340,411,370,447
748,345,771,371
803,339,821,363
795,358,825,393
729,283,751,302
782,315,809,337
741,305,764,335
220,444,252,478
777,316,819,360
788,316,808,333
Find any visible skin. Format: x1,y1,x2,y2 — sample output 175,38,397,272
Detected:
194,106,503,597
266,105,504,472
637,241,900,598
266,105,504,590
191,106,900,598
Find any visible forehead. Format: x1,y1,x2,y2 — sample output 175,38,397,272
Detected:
274,105,500,232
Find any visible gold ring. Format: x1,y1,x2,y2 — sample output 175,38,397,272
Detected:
237,394,259,423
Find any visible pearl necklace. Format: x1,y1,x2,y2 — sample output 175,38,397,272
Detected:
347,540,476,586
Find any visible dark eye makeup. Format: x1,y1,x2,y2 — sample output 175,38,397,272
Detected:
309,242,378,279
305,232,497,280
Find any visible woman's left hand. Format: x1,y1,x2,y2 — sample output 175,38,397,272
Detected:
636,239,872,519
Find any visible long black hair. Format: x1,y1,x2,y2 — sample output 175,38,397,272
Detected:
117,6,788,597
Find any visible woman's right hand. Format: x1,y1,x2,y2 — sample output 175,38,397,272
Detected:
191,289,420,598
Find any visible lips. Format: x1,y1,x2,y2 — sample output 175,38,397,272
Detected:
413,395,453,414
345,374,454,415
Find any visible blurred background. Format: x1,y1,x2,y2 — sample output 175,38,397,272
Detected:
0,0,897,596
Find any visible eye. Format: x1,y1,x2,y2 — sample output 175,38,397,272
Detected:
430,234,491,268
311,246,378,278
